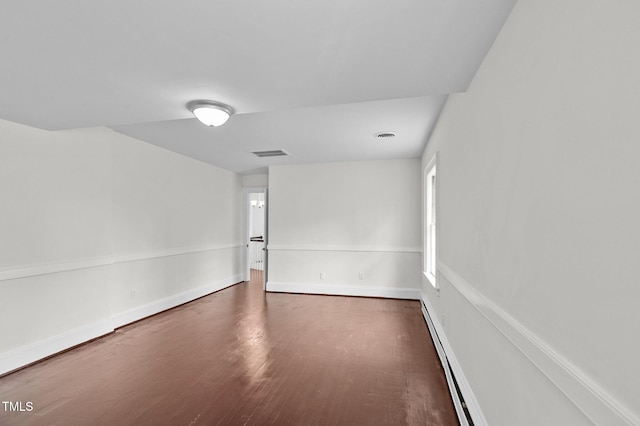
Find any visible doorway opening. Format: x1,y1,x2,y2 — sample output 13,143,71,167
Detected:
245,189,267,290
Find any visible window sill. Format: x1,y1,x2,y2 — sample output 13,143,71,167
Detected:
423,270,437,289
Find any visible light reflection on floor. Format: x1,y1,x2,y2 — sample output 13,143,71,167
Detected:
238,270,270,387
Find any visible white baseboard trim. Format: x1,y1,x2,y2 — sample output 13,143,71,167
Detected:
0,274,243,377
421,291,487,426
438,261,639,426
0,318,114,376
111,274,242,328
266,281,420,300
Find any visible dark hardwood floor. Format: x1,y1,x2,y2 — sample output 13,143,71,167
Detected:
0,272,458,425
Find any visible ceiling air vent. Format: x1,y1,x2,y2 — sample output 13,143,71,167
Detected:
375,132,396,139
252,149,290,158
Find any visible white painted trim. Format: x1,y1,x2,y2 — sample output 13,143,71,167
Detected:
112,243,242,265
0,256,115,282
267,244,421,253
0,274,243,376
421,301,470,426
421,289,488,426
438,261,640,426
0,244,242,282
423,270,437,289
111,274,243,328
0,318,114,376
266,281,420,300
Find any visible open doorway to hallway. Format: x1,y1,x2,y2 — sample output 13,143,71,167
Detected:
245,190,267,289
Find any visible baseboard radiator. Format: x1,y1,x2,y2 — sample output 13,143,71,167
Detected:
421,300,480,426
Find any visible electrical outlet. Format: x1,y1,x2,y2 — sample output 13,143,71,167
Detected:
358,272,364,280
130,289,136,299
320,272,326,280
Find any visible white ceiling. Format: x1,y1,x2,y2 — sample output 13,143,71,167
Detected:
0,0,516,174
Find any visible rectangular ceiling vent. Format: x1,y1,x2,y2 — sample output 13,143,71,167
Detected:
252,149,290,158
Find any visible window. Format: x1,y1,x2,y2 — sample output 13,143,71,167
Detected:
424,156,437,287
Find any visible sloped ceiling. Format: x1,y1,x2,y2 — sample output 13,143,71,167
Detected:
0,0,516,173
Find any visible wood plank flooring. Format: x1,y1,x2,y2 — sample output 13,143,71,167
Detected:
0,273,458,425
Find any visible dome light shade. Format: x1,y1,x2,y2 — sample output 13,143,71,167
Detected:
187,100,234,127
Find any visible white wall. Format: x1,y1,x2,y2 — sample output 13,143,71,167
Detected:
0,119,242,374
422,0,640,424
242,174,268,188
267,160,421,299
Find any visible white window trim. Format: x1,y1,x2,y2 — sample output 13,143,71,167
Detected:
424,154,437,288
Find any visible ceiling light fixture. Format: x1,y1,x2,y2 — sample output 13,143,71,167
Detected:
187,100,235,127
